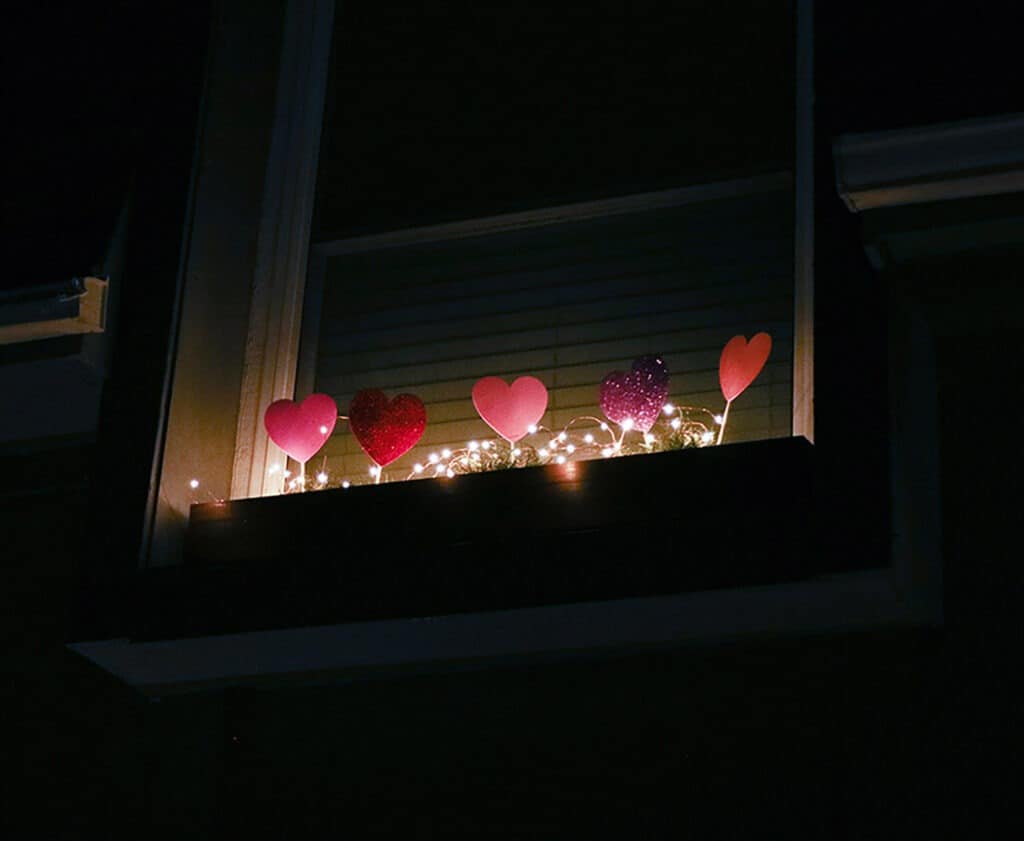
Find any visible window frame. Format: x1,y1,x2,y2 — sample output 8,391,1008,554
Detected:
76,0,942,695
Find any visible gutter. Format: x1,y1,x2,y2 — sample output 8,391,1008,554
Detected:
0,276,109,345
834,112,1024,213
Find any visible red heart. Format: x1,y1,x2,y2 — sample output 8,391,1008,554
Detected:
264,393,338,463
349,390,427,467
719,333,772,403
472,376,548,443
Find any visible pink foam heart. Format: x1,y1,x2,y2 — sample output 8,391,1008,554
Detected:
472,376,549,443
719,333,772,402
264,393,338,463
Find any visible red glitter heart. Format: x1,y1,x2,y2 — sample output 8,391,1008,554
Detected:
348,389,427,467
263,393,337,463
719,333,772,402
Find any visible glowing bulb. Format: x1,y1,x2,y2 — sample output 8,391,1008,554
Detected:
468,440,479,451
428,453,439,464
556,455,566,464
558,432,567,442
288,479,297,489
481,440,491,451
701,431,715,444
342,480,350,489
369,466,380,477
601,447,613,457
445,468,455,478
512,448,521,457
714,414,724,425
621,418,634,431
583,433,594,444
539,448,549,458
434,464,444,474
283,470,292,479
413,463,424,474
189,478,199,489
644,433,656,444
316,472,328,484
663,403,675,415
319,425,328,434
527,424,538,434
566,444,575,454
268,463,280,475
441,448,452,459
600,422,609,431
671,418,682,429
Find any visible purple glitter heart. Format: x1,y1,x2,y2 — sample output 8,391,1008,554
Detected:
599,355,670,433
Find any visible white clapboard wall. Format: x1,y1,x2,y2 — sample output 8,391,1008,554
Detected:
311,185,794,481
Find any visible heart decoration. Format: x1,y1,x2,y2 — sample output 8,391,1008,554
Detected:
348,389,427,467
472,375,548,443
719,333,772,403
264,393,338,464
599,355,670,433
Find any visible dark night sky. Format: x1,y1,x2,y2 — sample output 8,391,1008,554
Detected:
4,1,1020,287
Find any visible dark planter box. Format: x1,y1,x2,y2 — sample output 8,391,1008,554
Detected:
126,435,887,642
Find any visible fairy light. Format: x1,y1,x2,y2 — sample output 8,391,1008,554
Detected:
326,396,724,489
268,463,280,475
189,478,199,489
341,480,350,489
319,425,328,434
283,469,292,479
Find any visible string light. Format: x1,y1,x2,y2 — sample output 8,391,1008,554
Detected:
285,400,722,491
189,478,199,489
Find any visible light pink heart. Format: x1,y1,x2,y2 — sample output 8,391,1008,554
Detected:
472,376,549,443
264,393,338,463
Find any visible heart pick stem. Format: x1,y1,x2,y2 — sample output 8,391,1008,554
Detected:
715,400,732,446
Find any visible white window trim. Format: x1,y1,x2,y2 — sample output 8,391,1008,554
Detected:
230,0,336,502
